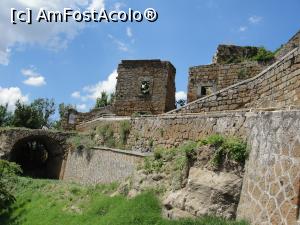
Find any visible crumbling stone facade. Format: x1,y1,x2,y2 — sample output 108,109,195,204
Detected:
213,45,262,64
237,110,300,225
187,45,272,103
61,106,114,131
63,147,150,184
275,30,300,60
188,62,264,102
172,47,300,114
114,60,176,116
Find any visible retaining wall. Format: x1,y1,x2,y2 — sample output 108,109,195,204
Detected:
63,147,150,185
170,47,300,114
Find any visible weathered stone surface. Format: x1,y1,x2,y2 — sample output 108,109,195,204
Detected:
236,110,300,225
0,128,73,179
63,147,150,185
163,168,242,219
114,60,176,116
275,30,300,60
213,45,262,64
188,61,265,102
172,47,300,114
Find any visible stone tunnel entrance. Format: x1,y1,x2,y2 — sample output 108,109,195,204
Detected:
9,136,65,179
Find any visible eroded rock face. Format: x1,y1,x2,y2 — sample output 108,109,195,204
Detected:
120,145,244,220
162,168,242,219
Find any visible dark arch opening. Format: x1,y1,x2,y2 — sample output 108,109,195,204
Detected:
9,136,64,179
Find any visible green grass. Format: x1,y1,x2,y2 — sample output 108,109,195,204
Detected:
0,177,248,225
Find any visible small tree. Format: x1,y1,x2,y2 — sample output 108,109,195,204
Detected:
108,93,115,105
58,103,74,118
31,98,55,127
0,104,13,127
12,101,44,129
0,160,22,215
95,92,109,108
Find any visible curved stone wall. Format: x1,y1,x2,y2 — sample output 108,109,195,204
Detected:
170,47,300,114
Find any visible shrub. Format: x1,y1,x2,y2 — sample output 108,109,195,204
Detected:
199,135,248,166
119,121,131,145
97,124,116,148
143,142,198,189
251,47,275,63
0,160,22,215
67,133,96,150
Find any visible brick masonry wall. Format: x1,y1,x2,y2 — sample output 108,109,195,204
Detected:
74,110,300,224
61,106,114,131
63,147,150,185
188,62,264,102
114,60,176,116
171,47,300,114
236,111,300,225
275,30,300,60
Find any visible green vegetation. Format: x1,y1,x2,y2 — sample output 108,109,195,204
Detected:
67,133,97,150
237,68,248,79
97,124,116,148
95,92,115,109
0,160,22,216
119,120,131,146
0,176,248,225
144,142,197,189
143,135,248,188
251,47,275,63
224,46,275,64
0,98,57,129
199,134,248,166
0,105,13,127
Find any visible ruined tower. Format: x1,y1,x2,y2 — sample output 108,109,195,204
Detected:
114,60,176,116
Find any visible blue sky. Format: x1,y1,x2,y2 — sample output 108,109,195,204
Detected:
0,0,299,114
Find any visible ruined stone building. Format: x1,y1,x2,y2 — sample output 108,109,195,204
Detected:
188,45,270,102
6,29,298,225
114,60,176,116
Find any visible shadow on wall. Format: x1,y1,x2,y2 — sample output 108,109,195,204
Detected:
9,136,65,179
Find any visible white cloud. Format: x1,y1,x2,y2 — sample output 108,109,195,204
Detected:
76,103,87,111
176,91,187,101
248,16,263,24
108,34,129,52
113,2,125,12
21,67,46,87
88,0,105,10
0,87,28,111
71,91,81,99
23,76,46,86
126,27,132,38
239,26,247,32
0,0,106,65
72,70,117,102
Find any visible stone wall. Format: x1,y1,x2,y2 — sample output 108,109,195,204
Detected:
212,45,261,64
76,109,300,224
171,47,300,114
275,30,300,60
236,110,300,225
128,110,300,225
127,112,249,151
188,62,264,102
61,106,114,131
114,60,176,116
63,147,150,185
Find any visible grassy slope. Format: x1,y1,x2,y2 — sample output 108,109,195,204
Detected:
1,177,248,225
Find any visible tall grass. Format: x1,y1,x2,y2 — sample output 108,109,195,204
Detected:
0,177,248,225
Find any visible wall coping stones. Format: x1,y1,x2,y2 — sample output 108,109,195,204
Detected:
168,47,299,114
92,146,152,157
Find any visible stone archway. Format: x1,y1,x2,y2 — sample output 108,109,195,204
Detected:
0,128,72,180
9,135,64,179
